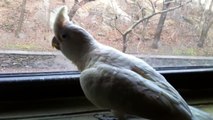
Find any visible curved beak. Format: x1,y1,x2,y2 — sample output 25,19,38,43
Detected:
52,37,61,50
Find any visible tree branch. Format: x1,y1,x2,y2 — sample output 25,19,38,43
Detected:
68,0,95,20
148,0,155,13
136,1,142,9
114,25,124,35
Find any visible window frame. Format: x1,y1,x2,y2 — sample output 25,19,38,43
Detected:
0,66,213,101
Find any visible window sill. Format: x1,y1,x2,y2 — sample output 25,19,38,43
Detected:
0,67,213,119
0,96,213,120
0,67,213,101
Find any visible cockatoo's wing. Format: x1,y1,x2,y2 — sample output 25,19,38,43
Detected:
80,64,192,120
130,57,190,109
89,49,191,115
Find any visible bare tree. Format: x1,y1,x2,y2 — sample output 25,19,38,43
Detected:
151,0,172,49
197,0,213,47
15,0,27,38
113,1,191,52
68,0,95,20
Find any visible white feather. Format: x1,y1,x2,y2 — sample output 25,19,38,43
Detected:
49,6,69,30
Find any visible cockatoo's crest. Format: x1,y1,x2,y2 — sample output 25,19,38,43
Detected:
53,6,70,35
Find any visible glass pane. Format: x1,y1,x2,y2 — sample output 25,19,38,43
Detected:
0,0,213,73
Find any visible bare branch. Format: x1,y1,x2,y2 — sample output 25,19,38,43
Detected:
148,0,155,13
68,0,95,20
114,25,124,35
107,15,124,35
114,18,124,35
123,0,191,36
136,7,145,18
136,1,142,9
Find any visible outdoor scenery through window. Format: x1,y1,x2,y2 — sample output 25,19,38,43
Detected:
0,0,213,73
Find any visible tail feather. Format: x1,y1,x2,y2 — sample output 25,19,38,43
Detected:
190,106,213,120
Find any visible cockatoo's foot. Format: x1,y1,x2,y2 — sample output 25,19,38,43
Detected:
93,113,118,120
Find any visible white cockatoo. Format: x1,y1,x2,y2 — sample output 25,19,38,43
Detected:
52,6,213,120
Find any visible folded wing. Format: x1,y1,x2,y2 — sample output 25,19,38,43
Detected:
80,64,192,120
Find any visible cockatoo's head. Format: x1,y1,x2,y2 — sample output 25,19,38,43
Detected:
52,6,96,62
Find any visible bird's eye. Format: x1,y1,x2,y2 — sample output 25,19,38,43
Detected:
61,33,67,39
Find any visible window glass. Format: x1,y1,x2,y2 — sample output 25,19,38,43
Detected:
0,0,213,73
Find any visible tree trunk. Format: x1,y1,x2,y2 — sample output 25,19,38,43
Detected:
197,0,213,47
15,0,27,38
122,34,128,53
198,18,213,47
43,0,50,31
152,0,171,49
